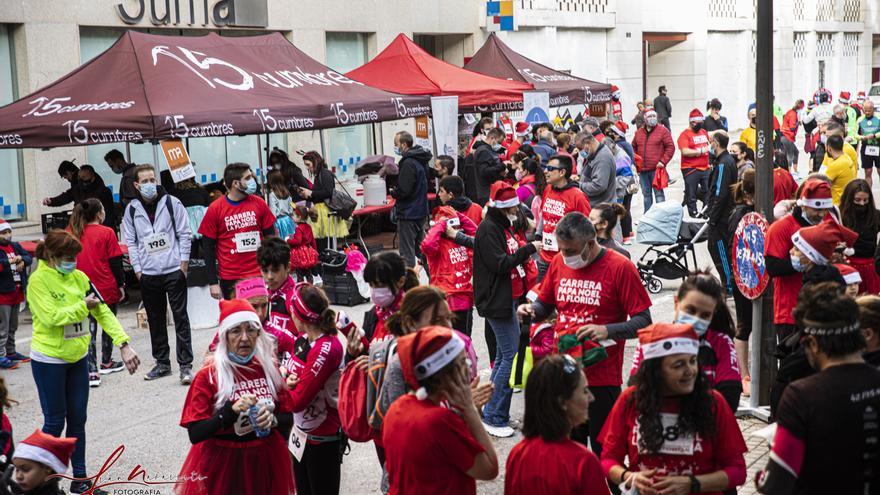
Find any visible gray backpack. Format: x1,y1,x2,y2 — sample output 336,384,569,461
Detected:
366,338,397,429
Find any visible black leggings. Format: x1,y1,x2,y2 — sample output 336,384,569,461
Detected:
292,439,343,495
452,309,473,338
620,193,633,238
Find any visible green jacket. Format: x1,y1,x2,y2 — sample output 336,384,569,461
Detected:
27,260,129,363
847,106,859,141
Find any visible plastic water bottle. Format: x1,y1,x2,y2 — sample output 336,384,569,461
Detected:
248,405,270,438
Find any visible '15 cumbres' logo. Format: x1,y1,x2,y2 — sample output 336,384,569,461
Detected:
583,87,612,103
22,96,136,118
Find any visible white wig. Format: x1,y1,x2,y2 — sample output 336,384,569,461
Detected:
212,321,285,410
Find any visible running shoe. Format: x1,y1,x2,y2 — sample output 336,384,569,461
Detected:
7,352,30,363
622,235,635,246
482,421,515,438
144,364,172,381
742,376,751,397
89,372,101,388
508,419,523,430
0,358,19,370
99,360,125,375
180,367,193,386
71,480,109,495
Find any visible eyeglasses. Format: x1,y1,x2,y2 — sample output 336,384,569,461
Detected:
228,324,260,337
541,164,564,172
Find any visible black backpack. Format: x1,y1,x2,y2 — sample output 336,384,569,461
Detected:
458,154,483,206
127,195,178,243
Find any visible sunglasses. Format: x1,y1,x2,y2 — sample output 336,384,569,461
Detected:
562,354,578,374
541,164,564,172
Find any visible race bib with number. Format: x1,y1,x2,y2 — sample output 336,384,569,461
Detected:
288,425,307,461
144,232,171,256
63,319,89,340
515,264,527,278
655,412,696,455
234,231,261,253
542,233,558,252
866,145,880,157
7,254,19,283
233,412,255,437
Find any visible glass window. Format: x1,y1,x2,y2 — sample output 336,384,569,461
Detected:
325,32,373,180
0,25,24,220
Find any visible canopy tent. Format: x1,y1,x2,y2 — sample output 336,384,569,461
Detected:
0,31,431,149
464,33,613,109
345,34,533,113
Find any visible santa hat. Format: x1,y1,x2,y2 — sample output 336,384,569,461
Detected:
611,85,621,98
689,108,704,123
839,91,851,104
235,277,268,300
796,179,833,210
218,299,262,334
834,263,862,285
14,430,76,474
611,120,628,138
489,183,519,209
791,214,858,265
0,220,10,233
857,91,867,102
397,326,465,400
515,122,531,137
638,323,699,361
644,109,658,119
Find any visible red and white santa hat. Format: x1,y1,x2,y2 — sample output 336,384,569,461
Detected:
515,122,531,137
638,323,699,360
839,91,852,104
834,263,862,285
857,91,867,102
397,326,465,400
796,179,833,210
488,182,520,209
0,220,10,233
689,108,704,123
791,214,858,265
218,298,262,333
611,85,621,98
611,120,628,138
14,430,77,474
644,108,658,119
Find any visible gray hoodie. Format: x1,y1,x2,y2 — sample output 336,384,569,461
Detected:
579,144,617,205
123,192,192,276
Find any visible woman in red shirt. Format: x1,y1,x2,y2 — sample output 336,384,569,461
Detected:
383,326,498,495
284,283,345,495
600,323,747,495
177,299,295,495
505,355,610,495
67,198,125,387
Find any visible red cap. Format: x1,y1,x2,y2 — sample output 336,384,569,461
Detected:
489,182,519,209
797,179,833,209
14,430,77,474
834,263,862,285
840,91,852,103
515,122,530,137
637,323,699,360
218,299,261,333
397,327,465,397
792,214,858,264
688,108,704,123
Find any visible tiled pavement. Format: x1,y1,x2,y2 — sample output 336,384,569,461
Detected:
737,416,771,495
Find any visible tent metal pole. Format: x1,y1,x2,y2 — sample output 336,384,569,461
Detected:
319,130,326,159
151,140,159,169
256,134,266,192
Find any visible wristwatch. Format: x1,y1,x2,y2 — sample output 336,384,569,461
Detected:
689,475,701,493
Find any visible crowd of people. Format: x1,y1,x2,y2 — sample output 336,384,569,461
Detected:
1,83,880,495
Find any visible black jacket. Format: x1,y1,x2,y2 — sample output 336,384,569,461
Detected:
309,169,336,204
0,242,32,294
447,196,477,215
706,150,737,227
47,174,118,228
473,209,537,319
393,146,432,220
472,141,506,205
653,94,672,120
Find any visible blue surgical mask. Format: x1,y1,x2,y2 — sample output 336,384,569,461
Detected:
228,350,256,365
139,182,157,200
675,311,711,336
393,146,402,157
820,134,828,144
243,178,258,195
791,255,808,272
492,143,502,152
580,150,589,159
56,261,77,275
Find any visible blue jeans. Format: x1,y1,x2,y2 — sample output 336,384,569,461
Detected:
639,170,666,212
32,357,89,477
482,306,520,427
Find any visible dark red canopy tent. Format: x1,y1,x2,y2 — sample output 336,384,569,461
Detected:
0,31,431,149
345,34,533,113
464,33,613,108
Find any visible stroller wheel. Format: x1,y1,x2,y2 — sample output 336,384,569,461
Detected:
646,277,663,294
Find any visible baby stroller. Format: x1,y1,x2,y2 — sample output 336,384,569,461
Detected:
635,201,709,294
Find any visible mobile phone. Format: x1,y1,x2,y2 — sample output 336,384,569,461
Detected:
447,217,460,229
88,282,105,303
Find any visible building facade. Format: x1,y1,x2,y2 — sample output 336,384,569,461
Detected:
1,0,878,232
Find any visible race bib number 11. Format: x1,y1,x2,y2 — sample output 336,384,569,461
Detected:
63,319,89,340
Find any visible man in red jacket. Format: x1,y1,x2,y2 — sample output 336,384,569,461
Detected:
632,109,675,212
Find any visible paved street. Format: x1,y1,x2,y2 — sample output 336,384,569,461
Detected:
6,173,774,494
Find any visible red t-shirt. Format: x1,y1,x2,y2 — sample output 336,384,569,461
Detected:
773,168,797,205
383,395,484,495
505,436,610,495
677,128,711,170
180,361,294,437
74,224,124,305
539,186,592,263
765,214,803,325
0,244,23,305
629,330,742,387
199,195,276,281
537,249,652,387
599,387,748,494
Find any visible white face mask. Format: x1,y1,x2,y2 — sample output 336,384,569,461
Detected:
506,213,518,223
562,242,593,270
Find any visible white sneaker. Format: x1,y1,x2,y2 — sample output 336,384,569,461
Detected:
482,421,515,438
88,372,101,388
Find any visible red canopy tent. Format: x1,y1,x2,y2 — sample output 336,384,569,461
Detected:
0,31,431,149
464,33,613,108
345,34,533,113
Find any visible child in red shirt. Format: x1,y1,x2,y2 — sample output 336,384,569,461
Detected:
288,202,320,284
0,221,32,370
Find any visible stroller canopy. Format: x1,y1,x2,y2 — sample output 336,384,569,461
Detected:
636,202,684,246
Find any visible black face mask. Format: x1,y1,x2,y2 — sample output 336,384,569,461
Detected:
428,168,439,180
855,204,869,213
750,117,757,126
691,123,703,132
0,238,9,246
79,179,95,190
